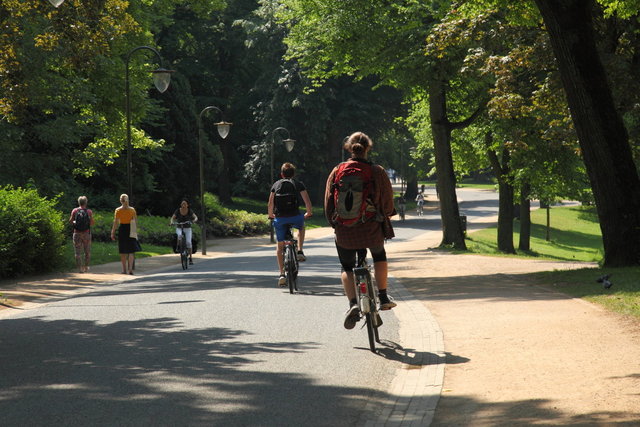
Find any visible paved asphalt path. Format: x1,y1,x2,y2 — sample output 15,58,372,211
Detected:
0,187,500,426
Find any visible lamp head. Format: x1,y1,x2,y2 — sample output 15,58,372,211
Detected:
283,138,295,152
215,121,233,139
152,68,175,93
48,0,64,7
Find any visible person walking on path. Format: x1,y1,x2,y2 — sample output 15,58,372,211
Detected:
110,193,139,275
268,162,313,287
324,131,397,329
68,195,95,273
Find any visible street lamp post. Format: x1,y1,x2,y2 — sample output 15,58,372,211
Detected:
124,46,174,201
198,106,232,255
269,127,295,183
269,127,295,243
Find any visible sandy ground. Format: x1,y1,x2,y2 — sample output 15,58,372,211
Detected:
387,235,640,426
2,227,640,425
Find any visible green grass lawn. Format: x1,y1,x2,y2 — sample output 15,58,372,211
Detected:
464,204,640,319
227,196,327,228
61,241,173,271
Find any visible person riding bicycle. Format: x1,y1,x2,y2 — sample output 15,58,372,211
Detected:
170,199,198,265
396,195,406,219
324,131,397,330
415,191,425,215
268,162,313,287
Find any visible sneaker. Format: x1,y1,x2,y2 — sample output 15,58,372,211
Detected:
278,275,286,287
297,251,306,262
343,305,361,330
379,293,397,310
189,259,194,265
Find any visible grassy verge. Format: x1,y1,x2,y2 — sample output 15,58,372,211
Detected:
61,241,173,271
464,204,640,319
226,196,328,228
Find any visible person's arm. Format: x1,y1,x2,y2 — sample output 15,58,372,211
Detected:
89,209,95,227
69,209,75,225
111,210,119,241
324,168,336,225
191,210,198,223
300,190,313,219
376,166,395,217
169,213,176,226
267,191,275,219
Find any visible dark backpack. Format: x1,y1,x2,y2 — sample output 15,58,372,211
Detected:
74,208,90,231
331,159,376,227
274,179,299,216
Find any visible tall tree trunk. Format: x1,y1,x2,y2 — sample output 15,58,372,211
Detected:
429,78,466,249
519,182,531,251
535,0,640,266
485,133,515,254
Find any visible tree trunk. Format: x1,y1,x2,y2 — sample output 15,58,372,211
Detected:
535,0,640,266
429,78,466,249
404,176,418,201
519,182,531,251
485,133,515,254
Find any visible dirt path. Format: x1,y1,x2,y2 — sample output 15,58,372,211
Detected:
387,234,640,426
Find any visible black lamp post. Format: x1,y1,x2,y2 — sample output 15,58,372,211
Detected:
269,127,295,242
269,127,295,183
198,106,232,255
124,46,174,200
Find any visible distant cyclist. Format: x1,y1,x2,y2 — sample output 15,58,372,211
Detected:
325,131,397,330
268,162,313,287
170,199,198,265
415,191,425,216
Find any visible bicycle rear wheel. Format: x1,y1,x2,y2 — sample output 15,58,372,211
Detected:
285,244,296,294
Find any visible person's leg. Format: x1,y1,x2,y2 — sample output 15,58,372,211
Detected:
185,228,193,263
372,261,388,290
128,253,135,274
82,233,91,272
336,243,359,329
273,217,287,286
291,214,307,261
276,241,285,274
119,253,127,273
73,233,83,272
370,246,396,309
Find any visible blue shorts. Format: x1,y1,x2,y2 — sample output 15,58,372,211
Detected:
273,214,305,242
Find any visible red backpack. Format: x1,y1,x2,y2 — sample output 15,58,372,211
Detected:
331,159,377,226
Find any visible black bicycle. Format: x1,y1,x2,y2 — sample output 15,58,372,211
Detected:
172,221,191,270
353,249,382,352
282,224,299,294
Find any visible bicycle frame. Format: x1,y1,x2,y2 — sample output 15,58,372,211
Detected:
353,256,381,352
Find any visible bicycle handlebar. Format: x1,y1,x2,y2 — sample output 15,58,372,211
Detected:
171,221,192,227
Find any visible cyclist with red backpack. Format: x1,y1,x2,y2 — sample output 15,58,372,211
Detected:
268,162,313,287
324,132,397,329
68,195,95,273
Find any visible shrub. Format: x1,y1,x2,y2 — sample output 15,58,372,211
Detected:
0,187,65,278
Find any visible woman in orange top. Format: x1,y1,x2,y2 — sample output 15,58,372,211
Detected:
110,193,139,274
